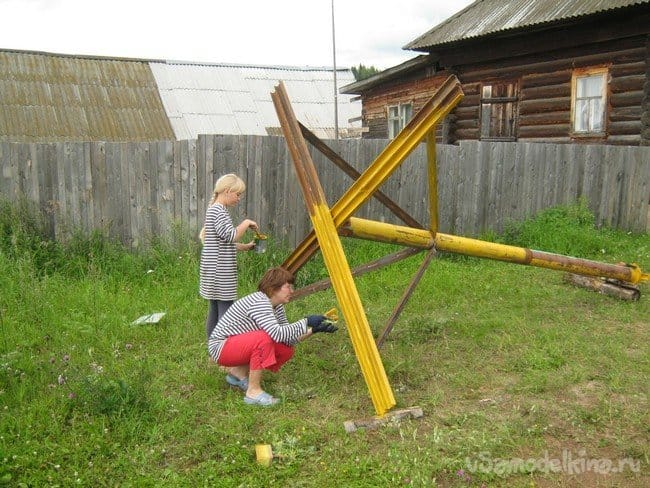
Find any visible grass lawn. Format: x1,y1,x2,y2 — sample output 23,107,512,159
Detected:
0,200,648,487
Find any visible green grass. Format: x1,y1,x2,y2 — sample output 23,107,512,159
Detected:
1,199,648,487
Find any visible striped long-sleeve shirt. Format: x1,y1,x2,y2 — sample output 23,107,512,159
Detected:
199,203,237,300
208,291,308,361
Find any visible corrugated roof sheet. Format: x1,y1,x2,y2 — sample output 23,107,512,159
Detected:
405,0,650,50
1,50,362,142
0,50,175,142
149,62,361,140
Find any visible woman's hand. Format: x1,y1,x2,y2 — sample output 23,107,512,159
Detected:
306,315,338,333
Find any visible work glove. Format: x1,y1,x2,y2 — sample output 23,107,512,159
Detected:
306,315,338,333
314,321,338,333
306,315,326,328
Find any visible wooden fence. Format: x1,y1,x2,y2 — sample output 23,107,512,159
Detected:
1,136,648,249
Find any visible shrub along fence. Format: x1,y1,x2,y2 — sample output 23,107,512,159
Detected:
1,136,648,248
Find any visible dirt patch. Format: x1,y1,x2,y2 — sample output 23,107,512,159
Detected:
568,380,604,408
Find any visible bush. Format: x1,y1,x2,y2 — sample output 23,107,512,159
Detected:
499,200,609,257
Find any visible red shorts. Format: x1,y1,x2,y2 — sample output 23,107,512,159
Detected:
218,330,295,372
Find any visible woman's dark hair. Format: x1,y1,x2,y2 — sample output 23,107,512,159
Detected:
258,267,295,297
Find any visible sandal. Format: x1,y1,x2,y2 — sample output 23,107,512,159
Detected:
225,374,249,392
244,391,280,406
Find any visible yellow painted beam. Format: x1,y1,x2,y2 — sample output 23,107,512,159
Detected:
426,131,438,235
271,82,395,416
433,233,529,263
312,204,396,416
344,217,434,249
343,217,649,285
435,234,648,283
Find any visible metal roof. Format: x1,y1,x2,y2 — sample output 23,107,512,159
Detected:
0,49,362,142
149,61,362,140
405,0,650,50
0,49,175,142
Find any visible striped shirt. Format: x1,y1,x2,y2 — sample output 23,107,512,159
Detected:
208,291,308,361
199,203,238,300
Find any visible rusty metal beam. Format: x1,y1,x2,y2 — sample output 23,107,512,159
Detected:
299,122,424,230
376,247,438,349
292,247,423,300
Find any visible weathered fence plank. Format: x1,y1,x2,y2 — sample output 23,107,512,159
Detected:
188,138,198,237
157,140,174,237
36,143,56,235
0,143,8,197
53,144,67,240
0,138,647,250
196,134,209,229
120,143,133,246
90,142,106,233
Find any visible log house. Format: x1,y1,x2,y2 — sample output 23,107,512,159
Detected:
341,0,650,146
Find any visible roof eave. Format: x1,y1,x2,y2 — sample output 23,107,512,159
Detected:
340,55,432,95
404,1,650,51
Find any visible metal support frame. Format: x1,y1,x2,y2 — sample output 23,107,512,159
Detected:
376,247,437,349
272,77,463,416
270,73,647,418
282,76,463,274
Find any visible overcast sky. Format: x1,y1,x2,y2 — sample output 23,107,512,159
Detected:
1,0,473,70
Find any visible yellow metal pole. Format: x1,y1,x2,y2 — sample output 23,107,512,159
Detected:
433,232,529,263
434,233,648,284
426,131,439,234
344,217,434,249
271,82,396,416
343,217,649,285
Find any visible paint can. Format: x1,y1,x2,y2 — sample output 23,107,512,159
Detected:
254,233,268,253
255,444,273,466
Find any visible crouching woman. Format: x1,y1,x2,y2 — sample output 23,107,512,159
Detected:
208,266,337,406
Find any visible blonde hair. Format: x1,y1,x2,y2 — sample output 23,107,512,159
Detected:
199,173,246,242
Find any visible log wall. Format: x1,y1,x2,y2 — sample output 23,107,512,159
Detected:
359,34,650,146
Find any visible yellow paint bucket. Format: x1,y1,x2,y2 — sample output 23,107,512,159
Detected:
255,444,273,466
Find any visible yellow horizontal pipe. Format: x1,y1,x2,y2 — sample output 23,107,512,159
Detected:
344,217,648,285
345,217,434,249
528,251,648,284
433,233,530,263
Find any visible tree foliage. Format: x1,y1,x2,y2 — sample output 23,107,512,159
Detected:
351,64,380,81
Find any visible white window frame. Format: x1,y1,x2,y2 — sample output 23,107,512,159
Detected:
571,67,608,136
387,102,413,138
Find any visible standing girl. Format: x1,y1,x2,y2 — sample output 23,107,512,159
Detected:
199,173,258,339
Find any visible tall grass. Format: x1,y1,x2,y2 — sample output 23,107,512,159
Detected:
0,198,648,487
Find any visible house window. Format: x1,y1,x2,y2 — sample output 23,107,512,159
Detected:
388,103,413,138
571,68,607,135
480,82,518,141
